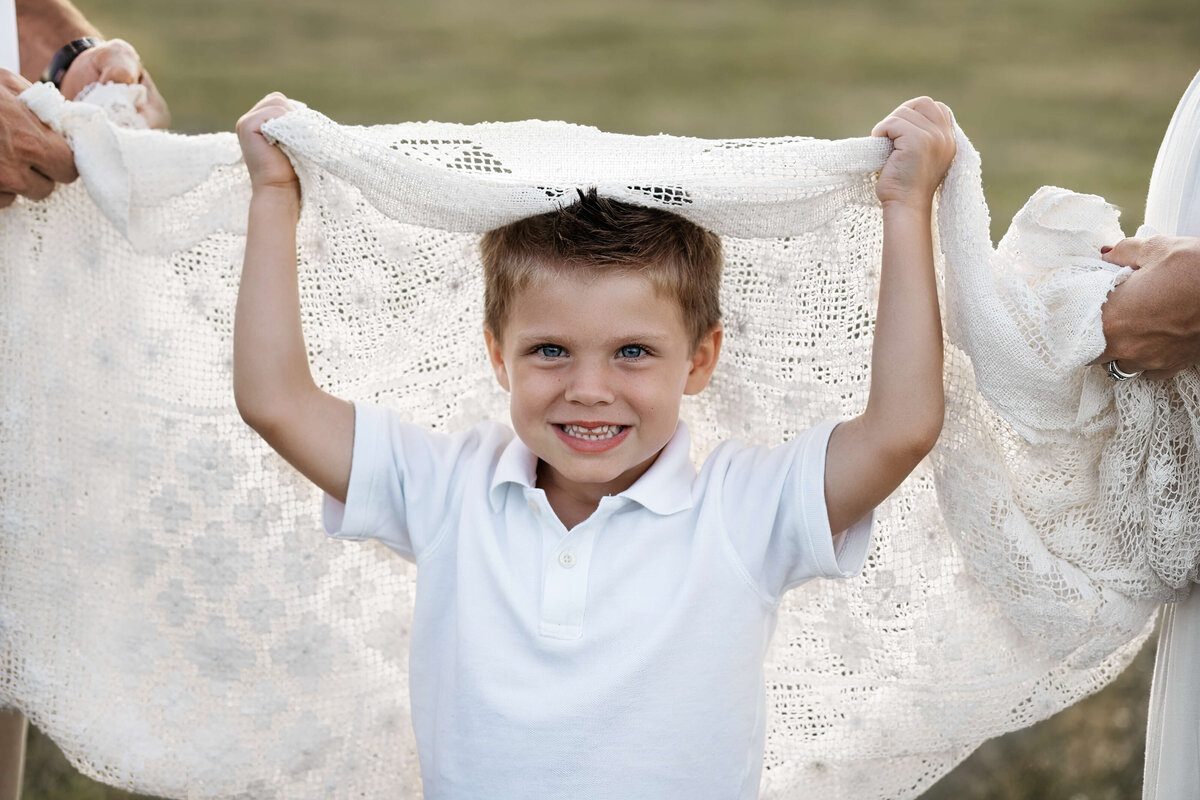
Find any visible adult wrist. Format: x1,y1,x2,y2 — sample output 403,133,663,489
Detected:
41,37,102,89
1099,282,1129,354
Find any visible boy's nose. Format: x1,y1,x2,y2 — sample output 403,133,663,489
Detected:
563,364,616,405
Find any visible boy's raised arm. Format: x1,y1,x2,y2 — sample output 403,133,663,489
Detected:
823,97,955,535
234,93,355,503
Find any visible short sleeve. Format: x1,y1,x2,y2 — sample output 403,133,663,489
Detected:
716,421,873,600
322,402,509,561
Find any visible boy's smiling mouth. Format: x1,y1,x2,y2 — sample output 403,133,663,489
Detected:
560,423,624,440
554,423,631,453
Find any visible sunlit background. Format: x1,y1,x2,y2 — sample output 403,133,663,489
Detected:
20,0,1200,797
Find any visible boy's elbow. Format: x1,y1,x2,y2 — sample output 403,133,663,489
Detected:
864,395,944,467
233,363,307,436
235,393,270,435
901,409,944,463
235,379,327,446
234,388,286,437
872,409,943,472
919,417,943,458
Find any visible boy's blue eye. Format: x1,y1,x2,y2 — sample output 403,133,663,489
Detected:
536,345,566,358
618,345,647,359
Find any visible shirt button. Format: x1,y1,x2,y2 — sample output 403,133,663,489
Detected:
558,550,576,569
527,499,541,517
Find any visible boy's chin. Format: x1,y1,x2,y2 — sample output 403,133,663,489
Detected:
541,458,630,488
537,448,662,496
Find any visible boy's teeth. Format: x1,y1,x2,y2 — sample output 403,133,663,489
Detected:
562,424,623,440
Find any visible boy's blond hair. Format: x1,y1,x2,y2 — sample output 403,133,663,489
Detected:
480,189,723,350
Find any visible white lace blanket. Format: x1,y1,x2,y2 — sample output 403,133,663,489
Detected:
0,82,1187,799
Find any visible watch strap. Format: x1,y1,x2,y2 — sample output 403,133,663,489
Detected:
42,37,102,90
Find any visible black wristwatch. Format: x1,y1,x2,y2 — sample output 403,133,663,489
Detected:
41,37,102,90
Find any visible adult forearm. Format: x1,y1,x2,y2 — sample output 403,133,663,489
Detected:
233,186,317,430
864,202,945,459
15,0,99,80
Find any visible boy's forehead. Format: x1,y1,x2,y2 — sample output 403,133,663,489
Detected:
512,270,677,309
504,270,690,339
512,267,676,306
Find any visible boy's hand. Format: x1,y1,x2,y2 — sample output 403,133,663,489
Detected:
236,92,299,193
871,97,956,211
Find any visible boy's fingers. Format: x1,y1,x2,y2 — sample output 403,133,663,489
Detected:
237,103,292,139
900,96,943,125
874,107,937,142
872,105,925,137
871,118,914,140
256,108,291,133
873,99,921,134
873,98,955,151
260,92,294,110
901,102,951,137
895,98,955,140
872,98,914,136
902,96,937,113
244,93,295,121
255,106,290,123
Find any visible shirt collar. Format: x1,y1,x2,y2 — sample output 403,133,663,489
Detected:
488,433,539,512
488,422,696,516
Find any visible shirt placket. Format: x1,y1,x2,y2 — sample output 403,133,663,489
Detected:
526,489,612,640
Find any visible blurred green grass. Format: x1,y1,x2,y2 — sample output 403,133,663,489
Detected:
89,0,1200,240
21,0,1199,797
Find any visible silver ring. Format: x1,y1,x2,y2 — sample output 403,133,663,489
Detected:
1106,359,1142,381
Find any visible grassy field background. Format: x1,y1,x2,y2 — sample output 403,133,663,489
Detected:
19,0,1200,797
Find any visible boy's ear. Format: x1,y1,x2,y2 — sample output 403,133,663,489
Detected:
483,325,511,392
684,324,722,395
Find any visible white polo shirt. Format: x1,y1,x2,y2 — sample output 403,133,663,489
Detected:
324,402,872,800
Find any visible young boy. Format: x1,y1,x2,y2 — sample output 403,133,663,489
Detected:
234,93,955,797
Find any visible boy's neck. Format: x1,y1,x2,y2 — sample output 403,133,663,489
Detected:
539,484,598,531
535,452,662,530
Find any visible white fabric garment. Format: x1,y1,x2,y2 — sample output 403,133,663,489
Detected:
1141,68,1200,800
0,79,1192,798
0,0,17,75
324,407,870,799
